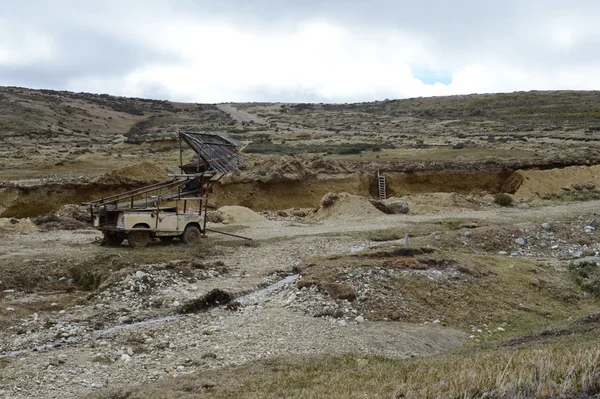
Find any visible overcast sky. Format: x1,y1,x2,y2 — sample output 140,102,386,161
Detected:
2,0,600,103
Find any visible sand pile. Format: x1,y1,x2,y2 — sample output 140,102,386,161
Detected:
216,206,267,225
94,162,167,185
311,192,385,221
506,165,600,200
0,217,38,232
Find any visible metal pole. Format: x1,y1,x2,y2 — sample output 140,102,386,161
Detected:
179,131,183,172
203,180,209,234
205,228,252,241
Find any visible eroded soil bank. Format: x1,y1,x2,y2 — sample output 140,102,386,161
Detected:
3,164,600,217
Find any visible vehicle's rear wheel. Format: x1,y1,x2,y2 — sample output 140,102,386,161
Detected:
182,225,201,245
102,232,125,246
128,229,151,248
159,236,175,243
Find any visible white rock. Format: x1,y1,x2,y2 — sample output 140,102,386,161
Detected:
541,222,551,230
355,315,365,323
135,271,147,279
120,354,131,362
338,320,347,327
6,307,14,312
497,327,505,331
515,238,526,246
498,251,508,255
432,319,441,324
585,226,596,233
173,301,180,307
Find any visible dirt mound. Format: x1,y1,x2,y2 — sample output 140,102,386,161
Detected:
507,165,600,200
32,204,92,231
216,206,267,224
311,192,385,221
93,161,167,185
0,217,38,232
55,204,91,223
178,289,233,313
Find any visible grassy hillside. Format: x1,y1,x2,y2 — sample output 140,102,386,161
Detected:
3,86,600,180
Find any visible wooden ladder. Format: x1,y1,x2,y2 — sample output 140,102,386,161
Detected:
377,170,387,200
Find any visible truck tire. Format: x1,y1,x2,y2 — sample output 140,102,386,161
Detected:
182,225,201,245
103,232,125,246
128,230,151,248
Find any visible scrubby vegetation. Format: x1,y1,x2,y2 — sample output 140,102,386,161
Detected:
494,193,514,206
243,141,395,155
91,339,600,399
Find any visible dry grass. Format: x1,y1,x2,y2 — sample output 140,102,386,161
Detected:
91,341,600,399
297,248,596,332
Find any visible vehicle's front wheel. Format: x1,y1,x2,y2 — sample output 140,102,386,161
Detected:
181,225,201,245
128,230,151,248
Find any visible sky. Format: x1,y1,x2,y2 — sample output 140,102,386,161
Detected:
1,0,600,103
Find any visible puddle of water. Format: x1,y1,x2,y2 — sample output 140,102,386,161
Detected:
236,274,299,306
91,315,185,338
350,244,368,253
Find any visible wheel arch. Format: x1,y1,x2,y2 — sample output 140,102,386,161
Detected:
132,223,151,229
185,222,202,233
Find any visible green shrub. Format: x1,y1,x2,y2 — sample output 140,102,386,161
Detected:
494,193,513,207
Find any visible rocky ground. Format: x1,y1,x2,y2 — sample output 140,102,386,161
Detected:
0,194,599,398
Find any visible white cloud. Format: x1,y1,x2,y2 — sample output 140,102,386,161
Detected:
4,1,600,102
68,20,445,102
0,22,56,66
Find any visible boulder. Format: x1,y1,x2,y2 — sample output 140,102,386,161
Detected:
320,192,339,208
385,200,409,214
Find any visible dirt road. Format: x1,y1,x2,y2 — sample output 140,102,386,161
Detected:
216,104,265,124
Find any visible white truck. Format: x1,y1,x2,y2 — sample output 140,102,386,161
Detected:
95,207,203,247
85,131,246,248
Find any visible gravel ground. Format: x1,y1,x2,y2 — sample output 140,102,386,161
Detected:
2,200,600,398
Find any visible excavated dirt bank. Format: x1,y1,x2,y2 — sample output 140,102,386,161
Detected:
5,164,600,217
504,164,600,199
211,170,509,211
0,183,144,218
